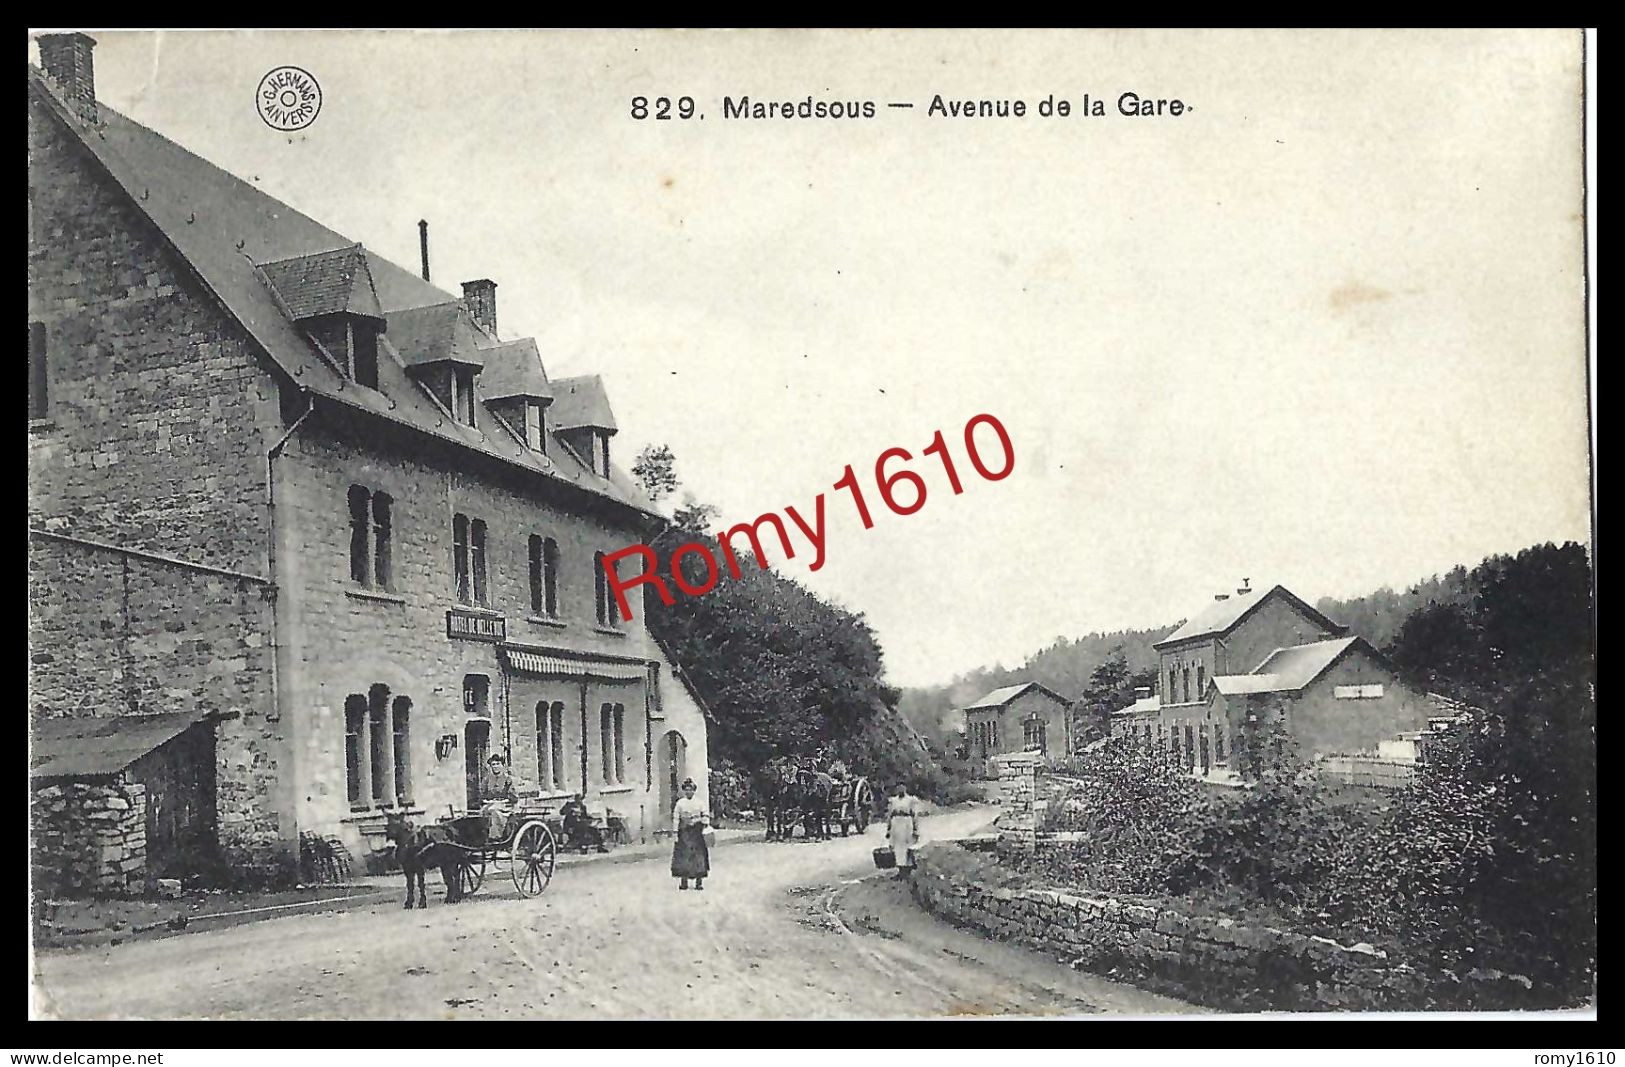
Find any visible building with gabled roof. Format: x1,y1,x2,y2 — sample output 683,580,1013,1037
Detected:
1113,582,1427,779
960,681,1071,776
27,34,709,890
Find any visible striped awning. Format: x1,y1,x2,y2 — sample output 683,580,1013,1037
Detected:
504,649,647,682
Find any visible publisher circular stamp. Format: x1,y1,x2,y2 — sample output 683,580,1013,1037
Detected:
256,66,322,131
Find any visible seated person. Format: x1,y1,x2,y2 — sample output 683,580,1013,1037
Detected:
560,794,609,854
481,753,518,842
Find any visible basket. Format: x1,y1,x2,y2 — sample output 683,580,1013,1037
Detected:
872,846,896,870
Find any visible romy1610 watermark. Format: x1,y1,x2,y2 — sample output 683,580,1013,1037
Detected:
602,412,1015,621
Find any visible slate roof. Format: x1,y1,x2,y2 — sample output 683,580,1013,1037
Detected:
385,301,487,369
550,375,618,432
27,68,657,520
31,713,211,779
1154,584,1348,649
1210,636,1369,696
963,681,1069,710
259,244,385,322
480,337,553,400
1112,693,1163,717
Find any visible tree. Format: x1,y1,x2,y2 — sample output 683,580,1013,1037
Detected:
1070,645,1159,745
635,447,949,791
631,443,680,503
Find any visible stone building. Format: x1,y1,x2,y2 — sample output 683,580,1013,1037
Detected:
961,682,1071,777
27,34,711,891
1111,581,1429,776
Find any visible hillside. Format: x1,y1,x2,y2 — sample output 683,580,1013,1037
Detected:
897,544,1577,742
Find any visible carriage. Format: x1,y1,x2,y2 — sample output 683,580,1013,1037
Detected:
827,776,875,836
433,805,560,898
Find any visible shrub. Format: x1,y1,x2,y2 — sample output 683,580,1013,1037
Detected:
707,760,752,818
1035,735,1200,895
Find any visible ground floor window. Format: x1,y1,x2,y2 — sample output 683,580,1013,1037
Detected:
1022,718,1046,754
537,700,567,792
345,684,412,808
600,703,626,785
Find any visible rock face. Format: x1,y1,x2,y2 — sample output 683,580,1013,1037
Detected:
30,778,149,897
907,841,1543,1013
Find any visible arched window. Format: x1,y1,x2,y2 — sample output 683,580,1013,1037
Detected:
372,492,392,589
536,699,568,791
544,538,559,617
453,513,471,603
1182,666,1192,704
1168,668,1177,703
349,486,370,585
345,685,412,808
392,696,412,802
594,551,609,625
344,694,368,807
1196,664,1205,701
529,535,545,616
470,519,489,607
348,486,393,590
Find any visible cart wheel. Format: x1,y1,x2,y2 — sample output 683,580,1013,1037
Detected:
456,854,485,899
511,821,556,898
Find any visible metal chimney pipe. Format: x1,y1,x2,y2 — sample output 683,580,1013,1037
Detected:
418,219,430,282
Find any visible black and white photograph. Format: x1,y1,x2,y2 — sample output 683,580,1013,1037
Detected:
25,28,1595,1025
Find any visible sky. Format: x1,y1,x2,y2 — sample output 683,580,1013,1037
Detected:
34,29,1593,688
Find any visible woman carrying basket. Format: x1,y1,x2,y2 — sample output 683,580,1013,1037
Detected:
886,783,921,879
671,777,711,891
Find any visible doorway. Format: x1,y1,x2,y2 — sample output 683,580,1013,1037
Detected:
656,729,687,826
464,719,491,810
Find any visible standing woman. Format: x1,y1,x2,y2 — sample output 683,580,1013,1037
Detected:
886,783,921,879
672,777,711,891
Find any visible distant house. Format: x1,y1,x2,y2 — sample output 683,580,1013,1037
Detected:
1112,581,1430,777
961,682,1071,777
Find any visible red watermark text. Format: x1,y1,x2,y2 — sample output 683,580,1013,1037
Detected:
602,413,1014,621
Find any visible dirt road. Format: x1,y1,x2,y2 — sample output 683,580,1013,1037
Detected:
31,807,1195,1019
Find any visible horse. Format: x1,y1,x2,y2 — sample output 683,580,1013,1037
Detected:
797,765,836,840
752,757,803,841
382,810,466,909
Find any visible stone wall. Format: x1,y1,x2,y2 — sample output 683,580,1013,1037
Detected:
991,751,1040,855
31,779,149,897
28,535,282,852
909,841,1541,1012
274,417,693,854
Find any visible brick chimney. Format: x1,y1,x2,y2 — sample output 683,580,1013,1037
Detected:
462,279,497,337
37,32,98,125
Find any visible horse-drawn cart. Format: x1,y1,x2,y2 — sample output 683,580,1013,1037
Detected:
434,808,560,899
829,776,874,836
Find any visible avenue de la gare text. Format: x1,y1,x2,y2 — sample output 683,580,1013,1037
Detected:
719,92,1187,120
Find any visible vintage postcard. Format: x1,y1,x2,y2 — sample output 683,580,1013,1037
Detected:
26,28,1594,1028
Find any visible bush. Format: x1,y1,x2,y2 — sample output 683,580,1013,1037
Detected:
1036,735,1200,895
708,761,753,819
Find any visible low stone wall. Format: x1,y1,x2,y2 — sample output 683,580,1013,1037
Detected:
909,840,1540,1012
31,779,149,898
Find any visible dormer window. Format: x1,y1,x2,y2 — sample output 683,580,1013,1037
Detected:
525,401,545,454
353,324,379,390
452,367,477,428
597,432,610,477
259,246,388,392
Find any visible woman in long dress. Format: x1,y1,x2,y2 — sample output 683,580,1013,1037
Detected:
886,783,921,879
671,777,710,891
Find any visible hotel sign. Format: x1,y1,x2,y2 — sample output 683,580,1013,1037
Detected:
446,609,506,643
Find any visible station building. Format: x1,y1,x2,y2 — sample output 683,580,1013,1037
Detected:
1112,581,1430,776
27,34,710,890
